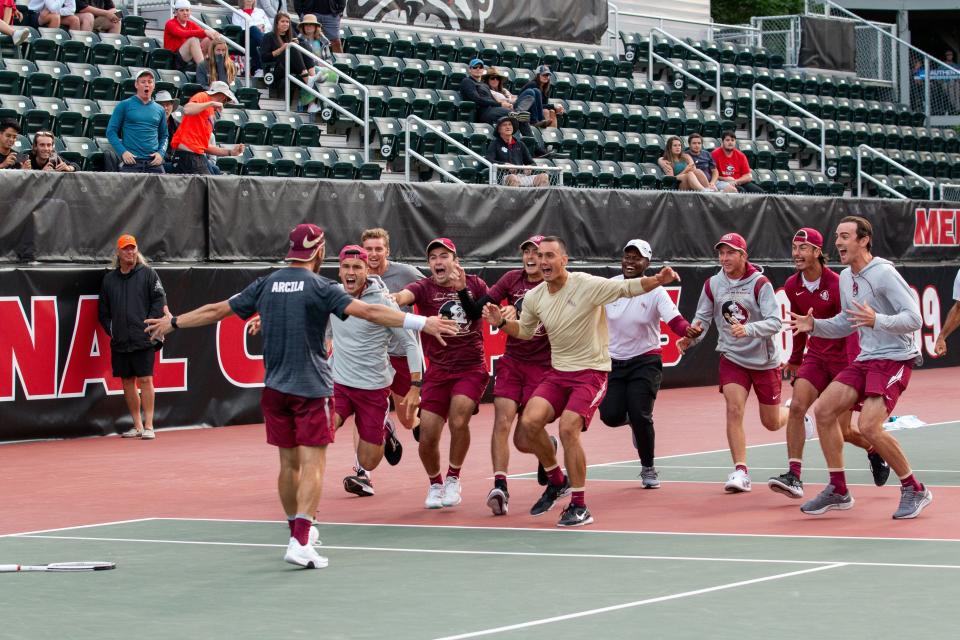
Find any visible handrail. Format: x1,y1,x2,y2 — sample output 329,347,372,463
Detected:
649,28,720,116
403,115,491,184
940,183,960,201
751,83,824,173
857,144,934,200
285,42,370,164
207,0,253,88
619,9,759,40
606,2,620,57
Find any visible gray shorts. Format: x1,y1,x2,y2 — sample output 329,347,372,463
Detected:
318,13,342,41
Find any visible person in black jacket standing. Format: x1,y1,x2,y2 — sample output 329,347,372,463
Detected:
98,234,167,440
295,0,345,53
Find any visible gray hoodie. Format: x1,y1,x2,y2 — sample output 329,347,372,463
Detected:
689,264,782,370
811,257,922,366
328,276,423,390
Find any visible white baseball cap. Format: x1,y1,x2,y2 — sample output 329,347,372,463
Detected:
173,0,191,9
623,239,652,258
206,80,238,104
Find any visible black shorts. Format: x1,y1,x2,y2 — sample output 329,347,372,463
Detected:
172,149,210,175
112,348,156,379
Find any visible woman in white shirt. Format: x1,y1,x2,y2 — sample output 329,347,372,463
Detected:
234,0,270,77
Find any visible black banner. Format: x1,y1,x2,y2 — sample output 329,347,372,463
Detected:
799,16,856,74
2,262,957,441
346,0,609,45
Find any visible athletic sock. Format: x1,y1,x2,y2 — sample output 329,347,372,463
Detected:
292,514,312,546
429,473,443,486
571,490,585,508
829,470,848,495
494,473,507,491
899,473,923,492
735,463,748,474
867,446,876,455
789,459,802,479
447,465,461,480
287,516,295,536
545,464,565,486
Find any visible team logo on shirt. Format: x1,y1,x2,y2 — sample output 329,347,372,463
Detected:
439,300,469,331
721,300,749,325
852,280,859,296
820,290,830,301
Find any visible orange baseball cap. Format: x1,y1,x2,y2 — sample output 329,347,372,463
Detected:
117,234,137,249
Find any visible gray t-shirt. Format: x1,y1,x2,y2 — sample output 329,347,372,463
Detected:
379,261,424,356
229,267,353,398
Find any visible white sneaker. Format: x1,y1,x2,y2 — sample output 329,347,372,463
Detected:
141,429,156,440
425,483,444,509
283,538,328,568
307,102,321,113
309,525,320,546
253,69,264,79
724,469,752,493
441,476,462,507
121,428,142,438
13,28,30,47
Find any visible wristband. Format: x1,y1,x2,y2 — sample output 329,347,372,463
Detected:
403,313,427,332
497,319,507,329
170,316,179,331
410,380,423,388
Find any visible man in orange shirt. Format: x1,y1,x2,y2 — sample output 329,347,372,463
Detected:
169,81,245,174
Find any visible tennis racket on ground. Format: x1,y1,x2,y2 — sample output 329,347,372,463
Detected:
0,562,117,573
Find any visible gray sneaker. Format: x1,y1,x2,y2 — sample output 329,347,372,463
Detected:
892,485,933,519
800,484,854,515
639,466,660,489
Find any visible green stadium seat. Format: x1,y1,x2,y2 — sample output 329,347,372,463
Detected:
413,32,439,61
605,102,627,132
557,48,582,74
400,57,427,88
0,95,33,130
539,45,561,70
584,102,608,130
468,122,493,155
551,72,573,100
87,99,118,137
477,39,501,66
29,60,68,97
456,37,480,64
571,74,595,102
591,75,613,103
754,169,776,192
579,129,603,161
446,62,468,89
422,59,450,90
573,159,601,187
600,131,625,161
433,34,458,63
640,133,664,161
58,135,97,169
367,28,395,57
240,145,279,176
213,108,245,144
121,15,148,38
29,28,69,62
621,131,643,162
561,100,586,129
300,147,333,178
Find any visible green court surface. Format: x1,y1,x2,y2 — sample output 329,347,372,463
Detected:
2,517,959,639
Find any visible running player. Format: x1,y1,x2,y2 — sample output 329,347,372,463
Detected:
393,238,489,509
677,233,788,493
454,235,552,515
145,225,456,568
482,236,679,527
934,267,960,357
600,239,696,489
328,245,423,498
768,228,889,499
789,216,932,519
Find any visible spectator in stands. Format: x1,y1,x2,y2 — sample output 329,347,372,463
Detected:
515,65,564,129
944,49,960,112
154,90,180,173
106,69,168,174
235,0,270,78
257,0,279,25
169,81,245,174
0,119,22,170
20,131,79,172
297,13,331,59
76,0,120,34
483,67,516,108
461,59,543,154
658,135,706,192
1,3,19,27
197,39,237,88
686,133,719,191
486,116,549,188
0,16,29,48
711,131,764,194
260,11,315,100
25,0,82,30
294,0,344,53
164,0,219,70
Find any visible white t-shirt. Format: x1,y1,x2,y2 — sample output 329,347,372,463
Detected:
802,276,821,293
953,268,960,302
605,275,682,360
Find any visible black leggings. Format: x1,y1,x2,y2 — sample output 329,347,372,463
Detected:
599,354,663,467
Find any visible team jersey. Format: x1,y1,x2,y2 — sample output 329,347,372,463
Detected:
405,274,487,372
784,267,858,365
486,269,551,365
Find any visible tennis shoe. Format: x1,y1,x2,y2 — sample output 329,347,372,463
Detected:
284,538,328,569
868,451,891,486
140,429,155,440
13,28,30,48
486,486,509,516
724,469,752,493
120,428,141,438
800,484,854,515
343,473,375,497
556,504,593,527
530,477,570,516
639,466,660,489
441,476,462,507
537,435,559,486
768,471,803,498
384,420,403,466
892,485,932,519
425,483,444,509
309,525,320,546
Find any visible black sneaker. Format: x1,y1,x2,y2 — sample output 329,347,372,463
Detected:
868,451,891,486
384,420,403,466
343,473,374,497
537,435,559,486
530,477,570,516
412,425,420,442
557,504,593,527
767,471,804,499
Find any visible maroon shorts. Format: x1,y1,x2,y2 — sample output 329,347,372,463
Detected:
389,355,413,396
531,368,608,429
420,366,489,420
261,387,334,448
833,358,913,415
796,353,849,394
718,355,782,405
493,355,553,406
334,383,390,445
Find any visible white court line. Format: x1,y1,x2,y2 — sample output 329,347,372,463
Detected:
616,465,960,473
152,517,960,544
431,564,847,640
503,477,957,489
0,518,157,538
13,535,960,571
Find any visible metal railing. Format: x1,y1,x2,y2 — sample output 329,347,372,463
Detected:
489,163,563,187
940,183,960,202
403,115,490,184
606,2,620,58
648,28,721,116
751,83,825,173
618,9,758,45
285,42,370,164
857,144,934,200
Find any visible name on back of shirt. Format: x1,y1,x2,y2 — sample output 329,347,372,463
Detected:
271,281,305,293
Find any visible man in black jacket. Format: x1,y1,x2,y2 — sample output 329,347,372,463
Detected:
486,116,549,187
98,234,167,439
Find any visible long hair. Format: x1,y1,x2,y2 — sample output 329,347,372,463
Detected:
662,136,684,163
206,40,237,85
273,11,293,43
535,74,552,98
110,251,149,270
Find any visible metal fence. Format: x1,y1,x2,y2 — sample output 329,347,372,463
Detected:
941,183,960,202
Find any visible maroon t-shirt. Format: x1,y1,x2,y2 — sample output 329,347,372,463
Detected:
406,274,488,372
487,269,551,366
785,267,859,365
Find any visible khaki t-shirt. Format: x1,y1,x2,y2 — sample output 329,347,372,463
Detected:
517,271,649,372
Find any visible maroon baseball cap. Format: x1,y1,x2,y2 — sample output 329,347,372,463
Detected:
792,227,824,248
286,223,325,261
519,234,544,251
714,232,747,253
425,237,457,256
338,244,368,263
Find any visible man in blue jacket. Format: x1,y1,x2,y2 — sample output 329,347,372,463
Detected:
106,69,168,174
